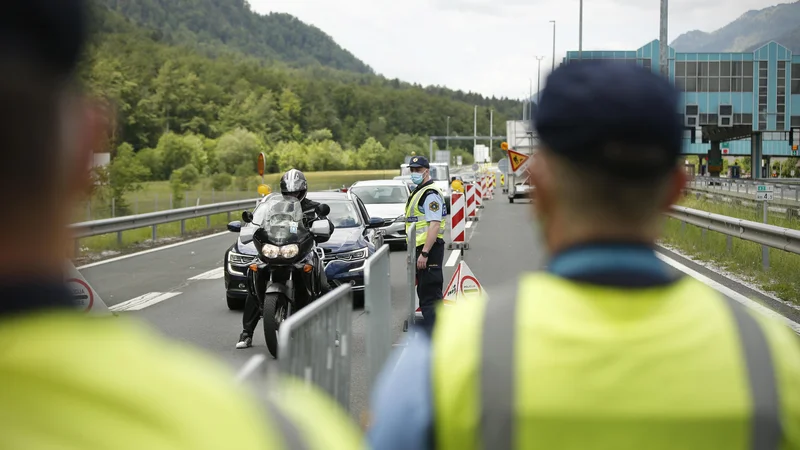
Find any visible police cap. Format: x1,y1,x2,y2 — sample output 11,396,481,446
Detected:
534,60,683,180
0,0,86,76
408,156,430,168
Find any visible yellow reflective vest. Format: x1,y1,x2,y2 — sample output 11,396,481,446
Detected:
432,273,800,450
0,311,363,450
405,183,446,248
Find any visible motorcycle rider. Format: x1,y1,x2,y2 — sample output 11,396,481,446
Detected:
236,169,333,349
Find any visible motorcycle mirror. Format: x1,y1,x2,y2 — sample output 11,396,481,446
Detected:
310,219,332,238
227,221,242,233
242,211,254,223
316,204,331,216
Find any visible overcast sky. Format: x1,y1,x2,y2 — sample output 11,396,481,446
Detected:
250,0,775,99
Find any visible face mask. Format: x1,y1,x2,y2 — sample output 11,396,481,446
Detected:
411,173,424,185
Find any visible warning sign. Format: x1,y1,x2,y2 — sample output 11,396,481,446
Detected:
64,261,112,315
414,261,485,320
507,149,530,172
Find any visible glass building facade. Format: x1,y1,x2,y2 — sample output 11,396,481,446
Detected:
562,40,800,157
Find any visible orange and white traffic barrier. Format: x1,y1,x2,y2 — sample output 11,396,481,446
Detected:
481,175,491,200
465,183,477,220
448,192,467,250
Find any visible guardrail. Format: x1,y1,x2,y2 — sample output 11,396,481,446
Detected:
277,284,354,411
71,198,258,244
404,222,417,332
665,205,800,270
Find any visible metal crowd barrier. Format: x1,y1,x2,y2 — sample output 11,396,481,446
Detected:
404,222,417,332
364,244,393,392
277,284,354,411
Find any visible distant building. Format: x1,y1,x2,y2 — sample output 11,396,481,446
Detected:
93,152,111,168
562,40,800,178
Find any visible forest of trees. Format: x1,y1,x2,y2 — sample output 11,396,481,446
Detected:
83,0,521,210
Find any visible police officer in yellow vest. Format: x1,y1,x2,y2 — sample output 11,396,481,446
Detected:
0,2,361,449
369,61,800,449
406,156,447,331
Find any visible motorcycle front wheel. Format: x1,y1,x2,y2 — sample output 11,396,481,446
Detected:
263,292,288,359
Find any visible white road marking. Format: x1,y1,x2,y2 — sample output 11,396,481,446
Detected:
466,221,473,229
189,267,224,280
235,354,267,383
109,292,182,312
78,231,230,270
655,252,800,334
445,250,460,267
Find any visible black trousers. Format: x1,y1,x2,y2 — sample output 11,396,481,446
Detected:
242,269,265,335
416,239,445,332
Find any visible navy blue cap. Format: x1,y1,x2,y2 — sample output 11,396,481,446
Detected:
534,60,683,179
408,156,430,168
0,0,86,76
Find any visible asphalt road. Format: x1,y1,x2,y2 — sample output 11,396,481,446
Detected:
78,183,800,422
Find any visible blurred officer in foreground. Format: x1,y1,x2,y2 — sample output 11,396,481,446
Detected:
368,61,800,449
407,156,447,332
0,1,361,448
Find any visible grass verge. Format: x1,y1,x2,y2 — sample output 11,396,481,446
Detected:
662,194,800,304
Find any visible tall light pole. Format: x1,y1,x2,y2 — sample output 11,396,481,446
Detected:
446,116,450,150
578,0,584,59
550,20,556,72
535,56,545,105
489,109,494,164
473,105,477,152
659,0,669,77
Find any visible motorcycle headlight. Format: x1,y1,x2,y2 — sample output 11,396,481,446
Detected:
280,244,299,259
262,244,280,259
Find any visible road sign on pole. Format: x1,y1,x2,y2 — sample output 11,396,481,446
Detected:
756,185,774,192
497,158,510,174
506,149,530,172
471,163,479,171
756,185,774,201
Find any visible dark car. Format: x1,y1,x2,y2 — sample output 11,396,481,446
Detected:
223,192,385,309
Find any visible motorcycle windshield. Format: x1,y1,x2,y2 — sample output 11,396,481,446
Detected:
258,194,309,246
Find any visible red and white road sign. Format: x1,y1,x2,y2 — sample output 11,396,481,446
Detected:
64,261,111,315
415,260,485,317
450,192,466,245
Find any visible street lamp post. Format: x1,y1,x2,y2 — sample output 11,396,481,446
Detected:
446,116,450,150
535,56,545,105
550,20,556,72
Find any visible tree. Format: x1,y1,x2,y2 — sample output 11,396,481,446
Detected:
356,137,387,170
211,172,232,190
170,164,201,204
108,143,150,213
216,128,265,174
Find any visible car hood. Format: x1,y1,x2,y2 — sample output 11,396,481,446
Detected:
235,225,367,255
363,204,404,221
434,180,451,196
323,227,368,253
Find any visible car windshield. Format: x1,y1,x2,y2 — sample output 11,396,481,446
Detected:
349,185,408,204
326,200,362,228
256,194,307,245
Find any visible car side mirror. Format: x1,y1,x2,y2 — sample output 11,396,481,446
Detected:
316,204,331,217
227,221,242,233
367,217,385,228
242,211,254,223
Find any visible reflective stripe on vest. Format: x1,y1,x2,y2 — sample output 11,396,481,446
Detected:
405,184,446,247
478,282,782,450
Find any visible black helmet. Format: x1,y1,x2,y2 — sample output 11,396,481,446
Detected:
280,169,308,200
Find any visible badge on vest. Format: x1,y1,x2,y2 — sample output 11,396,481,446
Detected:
428,201,440,212
406,216,419,223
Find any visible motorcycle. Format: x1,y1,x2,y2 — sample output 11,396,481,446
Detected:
241,194,333,358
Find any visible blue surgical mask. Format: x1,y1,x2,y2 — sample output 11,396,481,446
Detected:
411,173,424,185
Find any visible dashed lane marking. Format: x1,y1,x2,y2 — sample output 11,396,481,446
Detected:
466,221,473,229
109,292,182,312
236,354,267,383
445,250,460,267
189,267,224,280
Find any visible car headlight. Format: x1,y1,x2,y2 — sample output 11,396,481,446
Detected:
335,247,368,261
262,244,280,259
228,251,255,265
396,215,405,223
280,244,299,258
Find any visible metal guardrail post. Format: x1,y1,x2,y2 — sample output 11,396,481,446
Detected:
762,200,770,271
151,225,157,241
277,284,354,411
364,245,392,392
405,222,417,332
